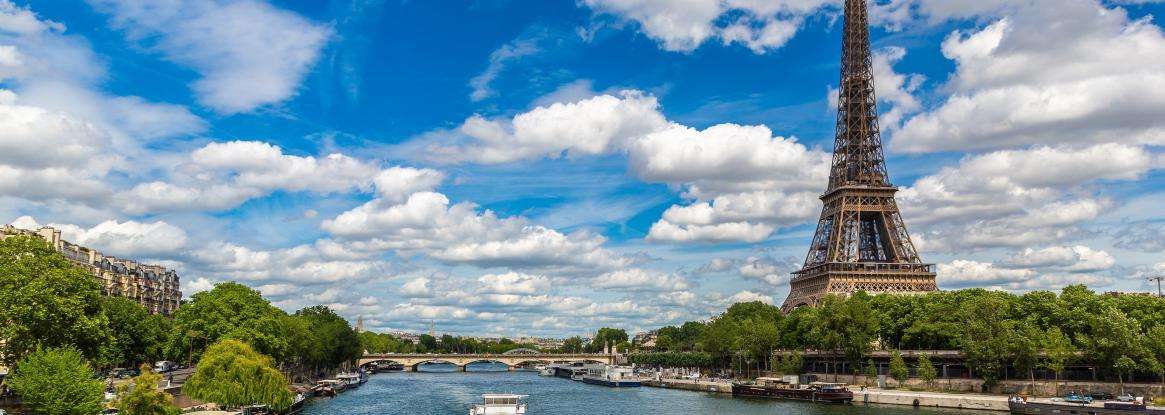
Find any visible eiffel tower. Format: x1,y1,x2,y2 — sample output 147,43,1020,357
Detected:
780,0,936,314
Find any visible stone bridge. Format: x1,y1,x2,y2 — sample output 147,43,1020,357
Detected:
357,353,615,372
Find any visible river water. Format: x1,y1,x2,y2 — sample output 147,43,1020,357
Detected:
301,363,985,415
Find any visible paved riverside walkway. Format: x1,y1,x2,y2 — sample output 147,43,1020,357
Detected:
858,388,1009,411
642,379,1010,412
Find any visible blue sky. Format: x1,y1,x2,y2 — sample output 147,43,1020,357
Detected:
3,0,1165,337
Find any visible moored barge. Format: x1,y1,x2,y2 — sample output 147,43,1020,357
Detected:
1009,396,1165,415
731,378,853,404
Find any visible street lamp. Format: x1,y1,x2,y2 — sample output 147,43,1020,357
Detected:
1149,276,1163,297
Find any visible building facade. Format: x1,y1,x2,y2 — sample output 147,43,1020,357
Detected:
1,225,182,315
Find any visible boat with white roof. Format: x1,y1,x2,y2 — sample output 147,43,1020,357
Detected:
468,393,528,415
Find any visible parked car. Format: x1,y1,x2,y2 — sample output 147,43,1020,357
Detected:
153,361,175,373
1090,392,1115,400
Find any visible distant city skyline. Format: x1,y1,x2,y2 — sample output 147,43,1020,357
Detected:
2,0,1164,337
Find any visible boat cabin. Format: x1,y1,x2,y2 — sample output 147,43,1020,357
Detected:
469,394,528,415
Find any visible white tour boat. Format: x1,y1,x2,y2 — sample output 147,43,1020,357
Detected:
469,394,528,415
580,365,642,387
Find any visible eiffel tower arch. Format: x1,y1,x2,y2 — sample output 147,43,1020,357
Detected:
780,0,937,314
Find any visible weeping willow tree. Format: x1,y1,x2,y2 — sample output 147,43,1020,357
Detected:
182,339,292,411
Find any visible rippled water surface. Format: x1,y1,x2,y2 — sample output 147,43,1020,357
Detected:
301,363,987,415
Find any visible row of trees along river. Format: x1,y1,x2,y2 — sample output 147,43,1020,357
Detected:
627,288,1165,389
6,233,1165,413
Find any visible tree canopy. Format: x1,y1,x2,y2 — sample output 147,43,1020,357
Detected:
102,297,170,368
7,347,105,415
0,236,111,364
182,339,293,411
167,282,290,364
115,365,179,415
635,285,1165,384
587,328,629,353
293,306,362,369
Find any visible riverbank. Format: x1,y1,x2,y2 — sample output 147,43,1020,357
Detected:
641,378,1010,412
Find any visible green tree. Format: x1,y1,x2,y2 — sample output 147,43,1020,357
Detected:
809,296,845,372
916,353,937,388
1011,322,1041,384
835,293,878,382
167,282,289,364
418,334,438,352
865,359,878,386
102,297,170,368
116,364,179,415
777,351,804,375
7,347,104,415
561,337,584,353
1077,306,1150,382
1040,327,1074,381
183,339,292,411
889,350,909,386
292,306,361,370
588,328,629,353
1114,356,1137,392
0,236,111,364
958,292,1014,386
1147,325,1165,388
628,352,713,368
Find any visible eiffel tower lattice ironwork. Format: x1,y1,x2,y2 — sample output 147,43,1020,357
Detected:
780,0,936,314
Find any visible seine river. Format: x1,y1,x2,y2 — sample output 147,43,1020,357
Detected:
301,363,984,415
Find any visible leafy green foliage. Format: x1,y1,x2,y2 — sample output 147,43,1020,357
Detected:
1147,325,1165,386
292,306,362,369
652,322,706,352
587,328,629,353
1040,327,1074,380
7,347,105,415
773,351,804,375
889,350,909,385
561,337,584,353
183,339,292,411
916,353,937,386
167,282,291,364
102,297,170,368
359,331,416,354
628,351,713,367
115,364,179,415
0,236,111,364
1114,356,1137,386
956,291,1014,386
640,285,1165,385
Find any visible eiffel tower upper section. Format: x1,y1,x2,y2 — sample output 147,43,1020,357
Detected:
781,0,936,313
829,0,890,193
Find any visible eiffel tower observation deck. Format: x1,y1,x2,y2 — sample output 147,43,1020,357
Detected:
780,0,937,314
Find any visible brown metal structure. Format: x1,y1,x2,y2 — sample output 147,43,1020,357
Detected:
780,0,936,314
